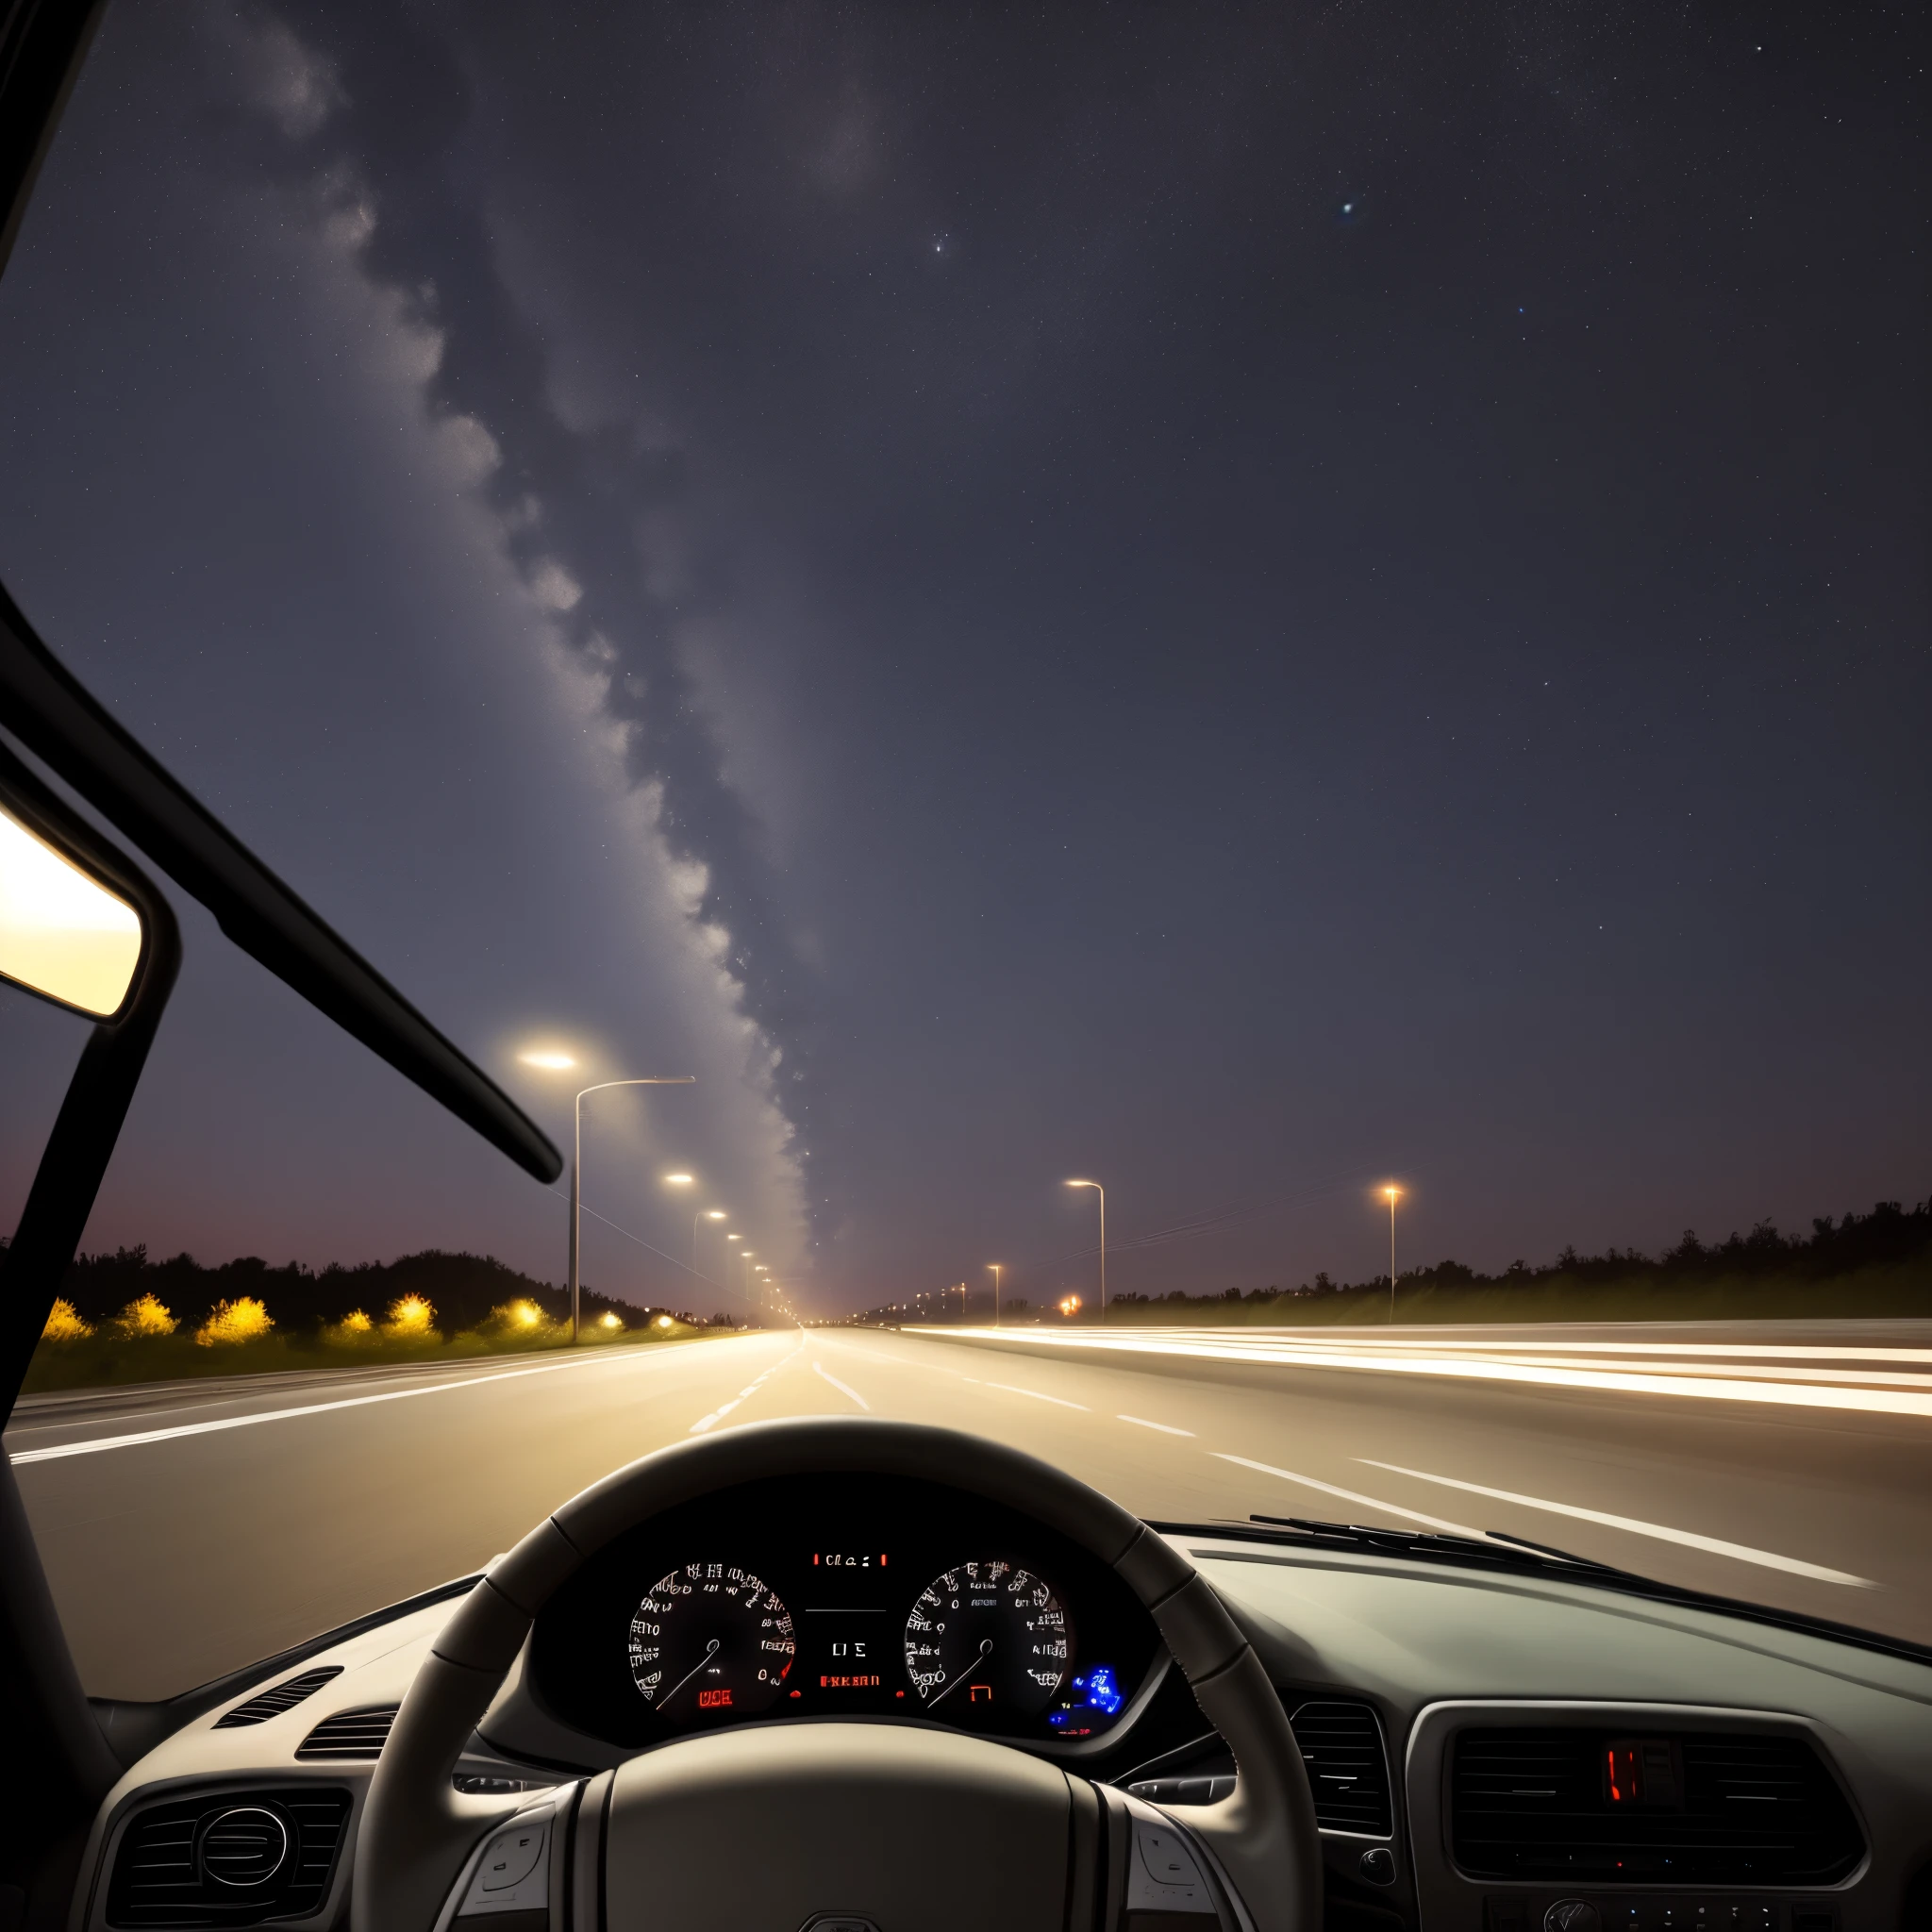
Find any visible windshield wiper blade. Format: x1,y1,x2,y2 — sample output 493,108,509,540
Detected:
1229,1514,1564,1573
1479,1528,1640,1578
1243,1514,1638,1576
1217,1515,1652,1582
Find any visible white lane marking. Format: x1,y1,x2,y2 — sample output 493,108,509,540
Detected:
985,1383,1090,1410
813,1363,871,1412
690,1336,808,1433
1357,1459,1876,1589
1212,1454,1482,1537
917,1328,1932,1420
1118,1414,1195,1436
8,1346,692,1465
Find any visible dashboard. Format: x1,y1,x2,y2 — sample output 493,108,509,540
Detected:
519,1473,1166,1752
66,1493,1932,1932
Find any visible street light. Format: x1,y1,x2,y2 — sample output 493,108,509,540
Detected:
694,1208,726,1281
1064,1179,1106,1322
662,1174,693,1187
1381,1184,1403,1324
987,1263,1002,1327
517,1052,695,1343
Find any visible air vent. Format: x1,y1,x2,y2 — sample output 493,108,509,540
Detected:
1288,1700,1393,1837
213,1669,343,1729
295,1706,398,1761
105,1789,351,1928
1451,1728,1864,1887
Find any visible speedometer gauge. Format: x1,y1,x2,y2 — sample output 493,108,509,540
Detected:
628,1563,795,1717
903,1559,1070,1715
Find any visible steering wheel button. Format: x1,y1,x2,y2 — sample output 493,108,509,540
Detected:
479,1824,544,1891
1132,1821,1208,1909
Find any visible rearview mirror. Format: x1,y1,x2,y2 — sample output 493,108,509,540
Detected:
0,801,145,1018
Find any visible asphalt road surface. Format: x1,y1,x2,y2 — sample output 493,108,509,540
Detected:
8,1320,1931,1700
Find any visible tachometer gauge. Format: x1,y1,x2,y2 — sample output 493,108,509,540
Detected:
903,1559,1070,1715
628,1564,795,1717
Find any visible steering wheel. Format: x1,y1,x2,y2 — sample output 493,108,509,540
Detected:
351,1419,1321,1932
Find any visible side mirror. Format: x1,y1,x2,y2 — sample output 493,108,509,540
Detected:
0,799,145,1019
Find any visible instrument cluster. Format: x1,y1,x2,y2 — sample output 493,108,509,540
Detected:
527,1473,1164,1750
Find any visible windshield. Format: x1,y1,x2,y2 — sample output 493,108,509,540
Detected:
1,3,1926,1701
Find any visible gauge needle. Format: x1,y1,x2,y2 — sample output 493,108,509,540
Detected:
658,1638,722,1707
924,1638,994,1711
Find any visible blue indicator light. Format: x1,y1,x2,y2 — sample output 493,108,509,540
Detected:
1071,1664,1124,1716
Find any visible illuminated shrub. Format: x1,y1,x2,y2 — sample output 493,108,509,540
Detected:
480,1298,564,1343
340,1308,373,1333
113,1294,177,1339
323,1309,375,1343
196,1297,274,1346
41,1298,94,1342
598,1310,624,1331
383,1293,436,1338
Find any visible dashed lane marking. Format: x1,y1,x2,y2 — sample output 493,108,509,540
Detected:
1118,1414,1195,1436
690,1337,808,1434
813,1363,871,1412
985,1383,1091,1410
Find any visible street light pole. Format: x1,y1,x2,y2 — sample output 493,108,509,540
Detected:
1064,1180,1106,1321
568,1076,695,1343
988,1263,1001,1327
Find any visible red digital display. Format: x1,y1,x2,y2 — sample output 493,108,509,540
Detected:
696,1688,733,1708
819,1674,882,1689
1603,1738,1679,1809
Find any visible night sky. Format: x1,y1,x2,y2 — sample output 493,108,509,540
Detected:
1,2,1925,1317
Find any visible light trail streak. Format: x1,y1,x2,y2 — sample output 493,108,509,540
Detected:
917,1329,1932,1421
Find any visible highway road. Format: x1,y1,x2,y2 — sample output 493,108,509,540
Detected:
8,1319,1932,1700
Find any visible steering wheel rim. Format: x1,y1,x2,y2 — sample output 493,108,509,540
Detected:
350,1417,1320,1932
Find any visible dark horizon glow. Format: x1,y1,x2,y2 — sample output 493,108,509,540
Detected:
1,2,1925,1316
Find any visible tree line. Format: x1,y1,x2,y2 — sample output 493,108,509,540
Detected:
848,1193,1931,1324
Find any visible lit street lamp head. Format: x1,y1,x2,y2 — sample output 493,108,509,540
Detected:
517,1049,576,1070
663,1173,693,1186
